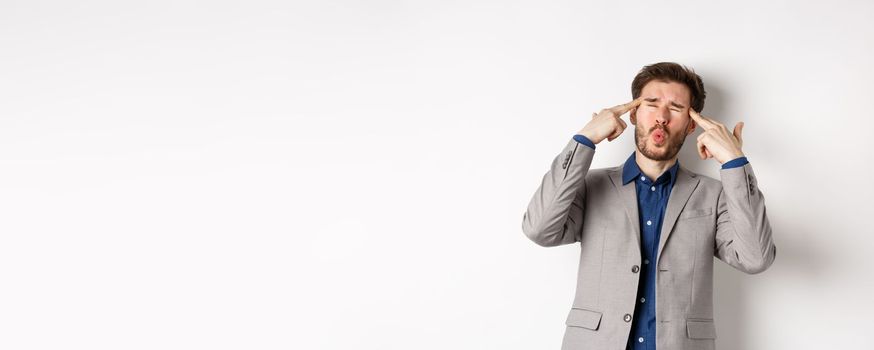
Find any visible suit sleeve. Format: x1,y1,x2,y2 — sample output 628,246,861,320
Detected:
714,162,777,274
521,137,595,247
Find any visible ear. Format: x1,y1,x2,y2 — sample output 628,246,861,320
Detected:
686,117,697,136
630,108,637,125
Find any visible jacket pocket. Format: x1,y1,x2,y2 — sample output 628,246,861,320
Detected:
565,307,603,330
686,319,717,339
679,207,714,220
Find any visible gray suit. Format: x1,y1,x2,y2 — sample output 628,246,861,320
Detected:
522,138,776,350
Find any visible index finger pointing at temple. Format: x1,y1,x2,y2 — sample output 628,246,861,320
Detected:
609,97,643,115
689,109,716,129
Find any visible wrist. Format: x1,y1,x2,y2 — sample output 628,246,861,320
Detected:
722,152,745,164
577,129,600,144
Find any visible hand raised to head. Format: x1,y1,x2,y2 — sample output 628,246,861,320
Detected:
577,97,643,144
689,109,745,164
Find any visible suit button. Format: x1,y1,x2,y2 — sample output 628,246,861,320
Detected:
631,265,640,273
624,314,632,322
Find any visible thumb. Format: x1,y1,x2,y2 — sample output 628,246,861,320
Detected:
733,122,744,147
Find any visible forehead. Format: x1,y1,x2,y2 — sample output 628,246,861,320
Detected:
641,80,691,105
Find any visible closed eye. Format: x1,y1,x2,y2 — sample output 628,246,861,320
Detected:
648,104,681,112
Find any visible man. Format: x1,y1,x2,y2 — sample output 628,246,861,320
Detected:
521,62,776,350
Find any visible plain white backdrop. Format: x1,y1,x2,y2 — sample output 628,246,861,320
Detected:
1,0,872,349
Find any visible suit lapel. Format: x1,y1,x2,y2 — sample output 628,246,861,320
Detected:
656,165,700,265
609,162,701,265
608,166,641,249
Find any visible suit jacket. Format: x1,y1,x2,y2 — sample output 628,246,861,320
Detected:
522,138,776,350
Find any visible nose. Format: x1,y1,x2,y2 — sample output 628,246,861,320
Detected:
655,106,670,126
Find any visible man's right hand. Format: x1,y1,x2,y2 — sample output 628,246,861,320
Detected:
577,97,643,144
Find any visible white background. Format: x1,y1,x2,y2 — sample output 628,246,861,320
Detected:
1,0,872,349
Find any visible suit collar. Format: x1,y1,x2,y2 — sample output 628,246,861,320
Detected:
621,151,680,188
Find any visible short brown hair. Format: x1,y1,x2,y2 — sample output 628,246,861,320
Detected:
631,62,706,112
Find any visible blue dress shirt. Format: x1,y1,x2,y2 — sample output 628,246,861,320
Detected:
572,134,747,349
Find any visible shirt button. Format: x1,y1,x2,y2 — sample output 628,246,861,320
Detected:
640,176,645,181
638,337,644,343
644,259,649,264
651,186,655,191
640,297,645,303
631,265,640,273
624,314,632,322
646,220,652,226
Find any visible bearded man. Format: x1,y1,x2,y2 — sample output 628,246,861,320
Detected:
522,62,776,350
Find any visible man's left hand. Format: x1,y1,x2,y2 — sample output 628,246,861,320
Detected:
689,109,745,164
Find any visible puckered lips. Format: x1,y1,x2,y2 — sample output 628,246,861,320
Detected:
651,128,666,145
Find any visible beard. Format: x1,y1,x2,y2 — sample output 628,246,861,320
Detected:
635,123,686,161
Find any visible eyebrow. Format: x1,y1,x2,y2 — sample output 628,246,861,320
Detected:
644,97,687,109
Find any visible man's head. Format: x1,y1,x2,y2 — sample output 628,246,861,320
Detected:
629,62,706,161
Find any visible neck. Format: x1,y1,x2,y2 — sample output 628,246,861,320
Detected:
634,149,677,181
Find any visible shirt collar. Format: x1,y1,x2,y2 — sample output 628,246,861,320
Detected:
621,151,680,187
